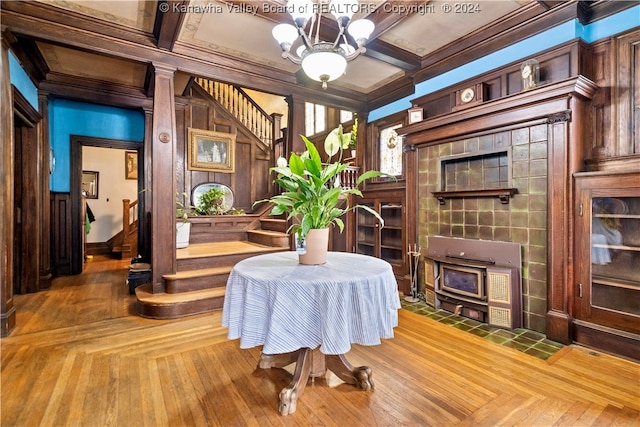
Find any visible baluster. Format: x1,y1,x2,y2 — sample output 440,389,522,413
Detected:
242,97,247,127
233,87,238,116
252,108,257,135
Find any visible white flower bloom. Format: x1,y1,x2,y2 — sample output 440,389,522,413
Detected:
324,128,341,157
276,157,287,168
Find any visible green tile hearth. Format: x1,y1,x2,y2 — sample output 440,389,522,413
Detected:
400,299,563,360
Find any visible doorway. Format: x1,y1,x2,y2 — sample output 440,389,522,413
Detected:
69,136,144,275
12,91,44,295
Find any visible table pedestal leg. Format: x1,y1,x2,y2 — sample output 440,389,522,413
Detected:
325,353,374,390
258,348,373,415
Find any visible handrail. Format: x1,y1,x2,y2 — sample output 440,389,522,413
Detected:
194,77,274,148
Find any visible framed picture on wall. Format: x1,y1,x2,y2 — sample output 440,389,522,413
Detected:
125,151,138,180
81,171,99,199
187,128,236,173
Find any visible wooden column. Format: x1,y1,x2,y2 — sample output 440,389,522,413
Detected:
271,112,283,146
285,95,306,155
1,34,16,336
150,64,177,293
545,111,573,344
545,81,596,344
38,93,52,290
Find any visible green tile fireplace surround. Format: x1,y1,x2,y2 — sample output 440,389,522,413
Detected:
417,124,550,333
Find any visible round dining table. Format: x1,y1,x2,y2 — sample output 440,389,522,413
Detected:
222,251,401,415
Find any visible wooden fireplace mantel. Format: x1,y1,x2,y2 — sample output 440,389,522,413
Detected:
432,188,518,204
401,76,598,345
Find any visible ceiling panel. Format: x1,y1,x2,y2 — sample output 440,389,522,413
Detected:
37,42,148,88
20,0,545,95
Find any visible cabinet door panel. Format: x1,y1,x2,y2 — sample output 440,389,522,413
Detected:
575,176,640,335
356,197,406,291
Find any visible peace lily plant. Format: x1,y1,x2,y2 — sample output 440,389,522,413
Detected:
259,123,386,243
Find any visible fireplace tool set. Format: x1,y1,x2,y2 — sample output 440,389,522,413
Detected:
405,244,421,303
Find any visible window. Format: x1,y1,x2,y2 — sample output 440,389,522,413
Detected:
305,102,326,136
340,110,353,123
379,124,403,176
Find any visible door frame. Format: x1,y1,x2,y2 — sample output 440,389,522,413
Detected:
70,135,143,274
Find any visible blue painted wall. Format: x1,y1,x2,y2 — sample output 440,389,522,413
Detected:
369,6,640,121
49,98,145,192
9,51,38,111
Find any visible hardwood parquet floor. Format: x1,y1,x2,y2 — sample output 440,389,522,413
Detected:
2,256,639,426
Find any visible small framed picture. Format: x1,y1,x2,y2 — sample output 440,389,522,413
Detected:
188,128,236,173
408,105,423,124
125,151,138,180
81,171,99,199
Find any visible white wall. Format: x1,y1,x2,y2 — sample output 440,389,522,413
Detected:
83,146,138,243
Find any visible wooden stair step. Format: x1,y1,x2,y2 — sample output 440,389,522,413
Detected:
176,241,283,260
176,241,286,271
247,229,289,247
163,266,233,293
135,283,226,319
259,218,288,232
164,266,232,280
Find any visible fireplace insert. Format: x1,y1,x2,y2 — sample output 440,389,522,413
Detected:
427,236,522,329
440,262,486,301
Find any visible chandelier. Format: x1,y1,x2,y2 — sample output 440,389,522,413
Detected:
272,0,375,89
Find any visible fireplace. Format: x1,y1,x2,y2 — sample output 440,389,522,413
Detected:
426,236,522,329
440,263,485,300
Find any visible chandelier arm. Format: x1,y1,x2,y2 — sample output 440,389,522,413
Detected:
332,26,347,49
281,51,302,64
314,12,322,44
340,33,349,50
298,29,313,50
344,46,367,61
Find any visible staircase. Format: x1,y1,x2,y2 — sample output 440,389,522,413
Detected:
194,77,274,147
135,215,290,319
112,199,138,260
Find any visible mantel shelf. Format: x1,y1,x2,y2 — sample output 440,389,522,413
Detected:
432,188,518,205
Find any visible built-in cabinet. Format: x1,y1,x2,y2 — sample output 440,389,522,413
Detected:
573,171,640,360
356,196,406,291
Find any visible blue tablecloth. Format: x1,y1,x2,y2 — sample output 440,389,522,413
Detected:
222,251,401,355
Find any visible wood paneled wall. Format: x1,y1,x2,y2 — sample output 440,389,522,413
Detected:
587,27,640,171
176,86,272,213
50,192,71,277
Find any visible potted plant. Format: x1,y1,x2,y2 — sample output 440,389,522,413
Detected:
258,123,387,264
176,192,197,249
348,117,358,158
195,186,227,215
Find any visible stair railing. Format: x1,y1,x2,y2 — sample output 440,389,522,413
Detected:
122,199,138,238
340,165,360,190
194,77,274,148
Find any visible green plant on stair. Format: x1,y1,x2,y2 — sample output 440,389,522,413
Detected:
196,186,227,215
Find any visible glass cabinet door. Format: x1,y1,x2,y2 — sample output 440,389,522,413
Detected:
356,202,376,257
575,172,640,336
589,195,640,318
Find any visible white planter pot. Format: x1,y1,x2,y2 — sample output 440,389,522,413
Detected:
297,228,329,265
176,221,191,249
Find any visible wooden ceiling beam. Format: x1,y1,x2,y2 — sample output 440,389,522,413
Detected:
364,39,420,71
1,6,368,109
153,1,189,50
3,32,50,85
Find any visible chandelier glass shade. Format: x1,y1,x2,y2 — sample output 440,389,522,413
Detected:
272,0,375,89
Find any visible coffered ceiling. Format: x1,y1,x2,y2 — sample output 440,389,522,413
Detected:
2,0,619,104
